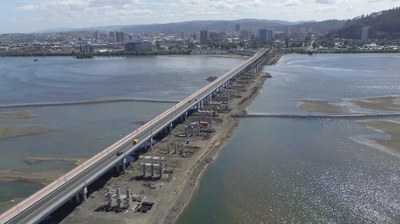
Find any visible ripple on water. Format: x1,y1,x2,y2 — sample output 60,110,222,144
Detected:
308,163,400,223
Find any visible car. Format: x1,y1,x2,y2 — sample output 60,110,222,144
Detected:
133,138,140,145
117,151,123,156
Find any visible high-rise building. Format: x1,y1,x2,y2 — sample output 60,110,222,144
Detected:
235,24,240,32
361,26,369,41
108,32,116,43
259,29,273,43
200,29,209,45
80,44,93,52
116,32,126,43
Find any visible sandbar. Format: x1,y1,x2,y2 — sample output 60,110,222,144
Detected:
357,120,400,153
0,111,33,119
350,96,400,112
24,156,87,166
0,125,52,140
299,100,349,113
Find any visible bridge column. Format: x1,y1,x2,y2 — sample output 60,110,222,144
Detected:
150,137,154,150
115,165,120,174
122,157,126,173
169,122,173,135
185,111,188,121
82,186,88,203
75,193,80,204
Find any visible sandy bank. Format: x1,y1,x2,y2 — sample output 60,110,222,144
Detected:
299,100,349,113
0,125,52,140
357,120,400,153
0,111,33,119
24,156,87,166
350,96,400,112
297,96,400,115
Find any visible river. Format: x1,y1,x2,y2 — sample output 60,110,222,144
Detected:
0,55,244,204
178,53,400,223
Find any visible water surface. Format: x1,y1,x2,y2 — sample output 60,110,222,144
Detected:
179,53,400,223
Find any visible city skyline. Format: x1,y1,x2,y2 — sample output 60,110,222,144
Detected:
0,0,399,34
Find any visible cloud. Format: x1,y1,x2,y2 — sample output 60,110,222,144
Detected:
315,0,337,4
315,6,338,12
284,0,300,6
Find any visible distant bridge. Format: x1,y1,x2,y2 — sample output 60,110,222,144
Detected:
0,48,270,224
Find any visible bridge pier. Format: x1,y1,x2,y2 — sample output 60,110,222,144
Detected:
75,193,80,204
122,157,127,173
82,186,88,203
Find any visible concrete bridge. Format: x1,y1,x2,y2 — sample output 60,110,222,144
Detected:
0,48,270,224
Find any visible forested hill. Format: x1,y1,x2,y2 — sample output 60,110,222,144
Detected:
330,7,400,39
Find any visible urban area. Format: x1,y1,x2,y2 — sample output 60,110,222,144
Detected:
1,20,399,58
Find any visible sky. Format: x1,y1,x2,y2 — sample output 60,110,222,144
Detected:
0,0,399,34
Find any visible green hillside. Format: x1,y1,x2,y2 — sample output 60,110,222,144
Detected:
331,7,400,39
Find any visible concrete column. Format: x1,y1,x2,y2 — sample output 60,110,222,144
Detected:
122,157,126,173
116,188,122,208
184,126,188,137
116,165,120,174
150,137,153,150
106,187,112,207
158,164,162,178
126,188,132,209
151,163,155,177
185,111,188,121
75,194,80,203
141,162,146,176
82,186,88,203
169,123,173,135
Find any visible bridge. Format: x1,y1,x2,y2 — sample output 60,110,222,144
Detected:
0,48,270,224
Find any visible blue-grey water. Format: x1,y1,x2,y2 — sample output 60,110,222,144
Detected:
179,54,400,223
0,55,244,203
0,55,243,106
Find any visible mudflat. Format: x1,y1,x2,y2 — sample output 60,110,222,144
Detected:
0,125,52,140
299,100,349,113
351,96,400,112
357,120,400,153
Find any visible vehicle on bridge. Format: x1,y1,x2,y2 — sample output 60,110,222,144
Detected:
133,138,140,145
